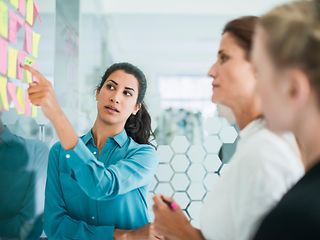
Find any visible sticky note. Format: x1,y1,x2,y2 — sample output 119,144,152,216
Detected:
26,0,33,25
0,37,8,75
31,104,37,118
0,1,8,39
0,76,9,111
24,90,30,116
32,31,40,57
24,24,32,54
16,86,25,114
24,57,34,83
33,0,41,25
7,82,20,114
17,51,27,80
19,0,26,16
8,47,18,79
10,0,19,9
9,11,24,44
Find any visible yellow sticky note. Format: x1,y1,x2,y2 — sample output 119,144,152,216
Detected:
32,31,40,57
0,1,8,38
31,104,37,118
0,76,9,111
8,48,18,79
26,0,33,25
24,57,34,83
16,86,25,114
9,0,19,9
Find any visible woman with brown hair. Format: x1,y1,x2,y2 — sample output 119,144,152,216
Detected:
152,16,304,240
251,1,320,239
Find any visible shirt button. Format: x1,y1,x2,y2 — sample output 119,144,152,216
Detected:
66,154,70,159
91,216,95,220
93,151,97,155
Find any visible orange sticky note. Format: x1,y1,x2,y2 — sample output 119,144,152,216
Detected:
9,10,24,44
8,47,18,79
0,37,8,75
24,90,30,116
10,0,19,9
26,0,33,25
32,31,40,57
18,0,26,16
16,86,25,114
0,76,9,111
24,24,32,54
0,1,8,39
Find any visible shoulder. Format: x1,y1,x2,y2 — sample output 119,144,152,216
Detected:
126,138,158,159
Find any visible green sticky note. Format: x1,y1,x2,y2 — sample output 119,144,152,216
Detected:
0,1,8,39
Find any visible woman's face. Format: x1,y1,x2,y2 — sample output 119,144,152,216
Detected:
251,27,293,132
208,32,257,109
96,70,141,127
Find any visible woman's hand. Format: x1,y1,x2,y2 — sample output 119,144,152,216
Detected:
114,223,164,240
153,195,205,240
23,65,78,150
24,65,62,121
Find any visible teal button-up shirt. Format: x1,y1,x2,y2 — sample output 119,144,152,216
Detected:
44,129,158,239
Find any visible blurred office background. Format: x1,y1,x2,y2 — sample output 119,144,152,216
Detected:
1,0,289,234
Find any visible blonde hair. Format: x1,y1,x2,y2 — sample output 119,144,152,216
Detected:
259,0,320,102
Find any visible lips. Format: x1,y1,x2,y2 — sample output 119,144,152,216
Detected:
104,105,120,113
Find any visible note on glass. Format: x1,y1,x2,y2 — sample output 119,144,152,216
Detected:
17,51,27,80
8,47,18,79
32,31,40,57
0,76,9,111
24,57,34,83
0,37,8,75
31,104,37,118
9,0,19,9
19,0,26,16
26,0,33,25
16,86,25,114
24,90,31,116
7,82,22,114
9,10,24,44
0,1,8,39
24,24,32,54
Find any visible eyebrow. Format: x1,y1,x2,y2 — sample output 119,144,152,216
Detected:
107,79,135,92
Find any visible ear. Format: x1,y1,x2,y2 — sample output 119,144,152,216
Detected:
286,68,311,108
132,103,142,115
95,89,100,101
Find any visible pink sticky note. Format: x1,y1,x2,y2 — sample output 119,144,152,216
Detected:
7,82,22,113
18,0,26,16
17,51,27,80
24,90,30,116
9,11,24,44
32,0,41,26
24,24,32,54
0,37,8,75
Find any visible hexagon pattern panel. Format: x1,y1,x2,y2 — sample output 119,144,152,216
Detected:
149,117,239,227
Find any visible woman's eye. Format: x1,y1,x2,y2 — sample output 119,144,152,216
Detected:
124,91,132,96
220,54,229,63
106,84,115,90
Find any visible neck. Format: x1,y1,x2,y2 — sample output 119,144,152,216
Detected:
92,118,124,151
231,100,262,130
295,106,320,171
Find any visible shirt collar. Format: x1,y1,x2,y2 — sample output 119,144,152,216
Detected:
240,118,266,139
82,129,128,148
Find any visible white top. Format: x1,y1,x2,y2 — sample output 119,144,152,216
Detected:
200,119,304,240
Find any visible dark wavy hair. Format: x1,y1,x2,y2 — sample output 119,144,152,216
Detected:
97,62,154,146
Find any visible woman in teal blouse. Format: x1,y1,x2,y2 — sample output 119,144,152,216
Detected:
24,63,160,239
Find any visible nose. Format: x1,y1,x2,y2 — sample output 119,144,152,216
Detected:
110,92,120,104
208,62,218,80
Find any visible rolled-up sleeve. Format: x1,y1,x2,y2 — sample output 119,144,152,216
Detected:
68,139,158,200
